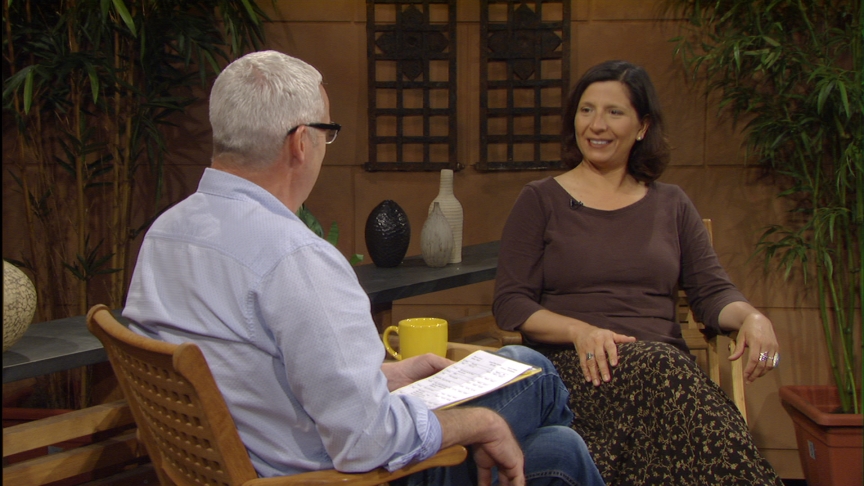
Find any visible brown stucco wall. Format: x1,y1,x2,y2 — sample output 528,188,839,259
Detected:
3,0,833,478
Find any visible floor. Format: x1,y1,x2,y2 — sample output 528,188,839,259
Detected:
80,465,157,486
80,465,809,486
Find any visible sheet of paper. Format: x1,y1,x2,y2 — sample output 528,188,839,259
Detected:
391,350,539,410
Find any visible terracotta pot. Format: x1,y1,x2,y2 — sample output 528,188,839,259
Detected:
779,385,863,486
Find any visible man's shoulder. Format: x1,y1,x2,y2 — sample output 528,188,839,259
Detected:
149,193,324,265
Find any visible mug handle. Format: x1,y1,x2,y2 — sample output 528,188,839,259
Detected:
382,325,401,360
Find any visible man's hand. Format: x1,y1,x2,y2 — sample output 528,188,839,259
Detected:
381,353,453,391
435,407,525,486
472,430,525,486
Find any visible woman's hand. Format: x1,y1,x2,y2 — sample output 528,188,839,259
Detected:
729,313,780,384
720,302,780,384
520,310,636,386
570,323,636,386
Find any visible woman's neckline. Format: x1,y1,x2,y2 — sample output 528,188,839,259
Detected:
550,175,653,213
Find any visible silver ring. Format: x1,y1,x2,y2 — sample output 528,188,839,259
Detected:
585,352,595,361
759,352,769,362
771,354,780,367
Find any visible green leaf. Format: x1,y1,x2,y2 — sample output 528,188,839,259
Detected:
202,50,220,77
325,221,339,246
111,0,137,37
87,65,99,103
239,0,260,25
816,81,834,113
762,35,780,47
297,204,324,238
836,82,850,118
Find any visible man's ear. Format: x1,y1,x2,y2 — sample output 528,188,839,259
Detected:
285,127,308,166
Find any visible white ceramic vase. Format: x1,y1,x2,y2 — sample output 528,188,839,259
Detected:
428,169,463,263
421,202,454,268
4,261,37,351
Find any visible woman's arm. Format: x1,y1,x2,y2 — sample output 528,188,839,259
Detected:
675,194,780,383
492,185,549,331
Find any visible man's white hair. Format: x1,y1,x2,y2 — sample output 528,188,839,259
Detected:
209,50,324,166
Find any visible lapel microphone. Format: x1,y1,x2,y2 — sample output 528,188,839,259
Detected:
569,198,584,209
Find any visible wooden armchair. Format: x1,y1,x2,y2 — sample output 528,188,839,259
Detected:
449,219,748,423
86,304,467,486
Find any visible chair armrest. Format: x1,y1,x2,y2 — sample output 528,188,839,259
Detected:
725,332,748,423
244,445,468,485
446,342,497,361
489,329,523,346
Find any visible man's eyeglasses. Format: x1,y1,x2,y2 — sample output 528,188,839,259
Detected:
287,122,341,144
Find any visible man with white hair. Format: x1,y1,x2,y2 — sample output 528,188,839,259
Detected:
123,50,603,486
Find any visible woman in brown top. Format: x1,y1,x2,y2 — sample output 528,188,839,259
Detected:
493,60,782,485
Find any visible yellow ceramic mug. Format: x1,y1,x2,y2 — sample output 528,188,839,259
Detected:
383,318,448,360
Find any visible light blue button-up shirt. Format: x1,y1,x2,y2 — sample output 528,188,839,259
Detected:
123,168,442,477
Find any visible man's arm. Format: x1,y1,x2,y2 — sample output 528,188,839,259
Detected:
264,247,446,473
382,354,525,485
435,407,525,486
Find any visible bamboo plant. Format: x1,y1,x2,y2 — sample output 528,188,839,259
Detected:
666,0,862,413
2,0,267,407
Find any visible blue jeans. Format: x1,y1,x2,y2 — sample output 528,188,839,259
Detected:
398,346,605,486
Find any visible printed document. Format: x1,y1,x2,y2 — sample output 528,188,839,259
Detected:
392,350,541,409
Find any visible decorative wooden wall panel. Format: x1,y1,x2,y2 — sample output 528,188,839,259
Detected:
365,0,459,171
476,0,570,171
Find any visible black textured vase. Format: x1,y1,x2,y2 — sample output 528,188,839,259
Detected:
365,200,411,267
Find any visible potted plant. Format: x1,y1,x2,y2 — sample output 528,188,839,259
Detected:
298,204,365,266
665,1,862,484
2,0,267,409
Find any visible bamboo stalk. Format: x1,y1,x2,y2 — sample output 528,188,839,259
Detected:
109,27,123,308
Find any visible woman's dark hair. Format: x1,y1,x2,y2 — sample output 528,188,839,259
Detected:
562,60,670,182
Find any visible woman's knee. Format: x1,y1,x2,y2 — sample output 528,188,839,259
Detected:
617,340,696,369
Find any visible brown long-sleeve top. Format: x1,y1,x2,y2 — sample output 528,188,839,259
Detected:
492,177,747,353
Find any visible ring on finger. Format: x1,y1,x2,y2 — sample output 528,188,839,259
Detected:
771,354,780,367
585,352,595,361
758,351,769,362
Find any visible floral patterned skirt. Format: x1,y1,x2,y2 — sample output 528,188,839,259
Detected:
535,341,782,486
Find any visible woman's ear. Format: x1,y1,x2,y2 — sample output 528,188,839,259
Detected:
638,117,651,140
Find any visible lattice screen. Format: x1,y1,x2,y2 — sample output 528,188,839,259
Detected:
476,0,570,171
365,0,459,171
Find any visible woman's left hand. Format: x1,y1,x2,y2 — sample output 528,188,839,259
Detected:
728,313,780,384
